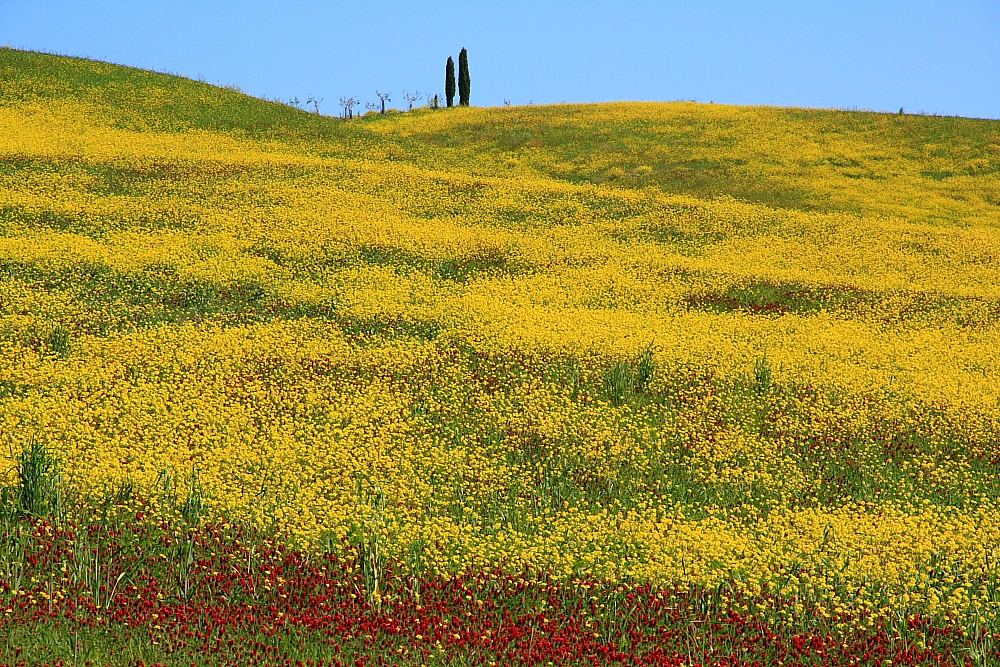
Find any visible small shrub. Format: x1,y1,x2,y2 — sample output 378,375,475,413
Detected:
15,438,61,517
603,343,657,406
45,326,71,357
754,354,772,394
635,343,656,388
604,361,633,406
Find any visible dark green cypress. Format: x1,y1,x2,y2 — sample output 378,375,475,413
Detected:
445,57,456,108
458,48,470,106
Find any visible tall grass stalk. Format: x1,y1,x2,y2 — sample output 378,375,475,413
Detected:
13,438,61,518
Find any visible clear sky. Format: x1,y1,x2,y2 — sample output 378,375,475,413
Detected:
2,1,998,119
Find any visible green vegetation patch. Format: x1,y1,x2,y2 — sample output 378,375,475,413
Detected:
0,259,338,341
325,242,534,283
685,280,1000,328
686,280,867,316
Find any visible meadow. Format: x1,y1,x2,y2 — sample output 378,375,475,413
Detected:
1,47,1000,665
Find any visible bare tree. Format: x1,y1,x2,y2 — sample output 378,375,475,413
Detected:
402,89,421,111
376,90,392,114
288,97,302,109
339,97,358,119
365,102,379,114
306,96,323,114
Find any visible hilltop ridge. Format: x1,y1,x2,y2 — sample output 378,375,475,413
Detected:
2,47,997,225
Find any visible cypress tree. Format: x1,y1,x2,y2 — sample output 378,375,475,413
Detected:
458,47,470,106
445,57,456,108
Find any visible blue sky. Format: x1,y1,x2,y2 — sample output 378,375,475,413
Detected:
2,1,998,119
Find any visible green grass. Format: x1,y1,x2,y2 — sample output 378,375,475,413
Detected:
389,104,1000,217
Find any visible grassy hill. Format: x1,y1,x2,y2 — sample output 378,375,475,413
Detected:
2,47,1000,665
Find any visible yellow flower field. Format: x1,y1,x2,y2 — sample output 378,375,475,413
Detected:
2,47,1000,632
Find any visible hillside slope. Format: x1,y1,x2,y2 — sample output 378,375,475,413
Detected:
2,48,1000,628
